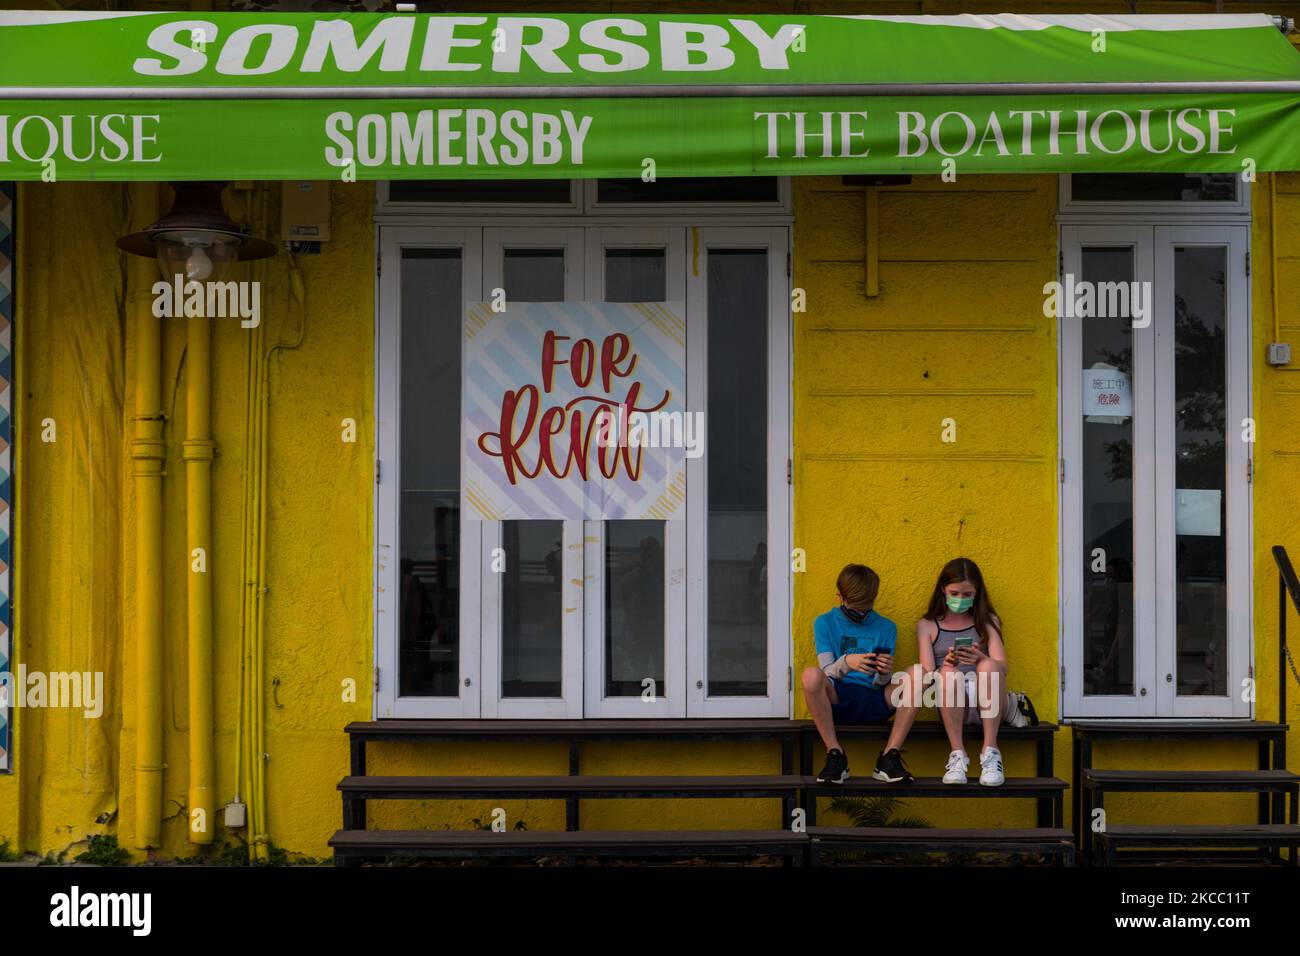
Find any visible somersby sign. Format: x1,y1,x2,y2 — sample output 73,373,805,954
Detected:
1,11,1298,180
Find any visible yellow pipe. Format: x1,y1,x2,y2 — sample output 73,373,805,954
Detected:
251,182,273,862
129,182,165,850
184,306,216,844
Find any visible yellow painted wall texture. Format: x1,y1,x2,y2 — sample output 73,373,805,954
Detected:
3,0,1300,860
5,170,1296,859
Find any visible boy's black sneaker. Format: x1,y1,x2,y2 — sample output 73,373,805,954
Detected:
872,748,914,783
816,748,849,784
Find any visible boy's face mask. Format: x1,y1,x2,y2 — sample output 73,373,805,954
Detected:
945,594,975,613
841,604,870,624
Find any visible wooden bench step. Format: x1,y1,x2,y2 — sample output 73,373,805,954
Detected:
339,774,803,798
338,774,1067,799
808,826,1075,862
817,722,1058,740
813,776,1066,797
346,719,803,740
1097,824,1300,846
328,828,807,864
1071,720,1287,742
1084,769,1300,792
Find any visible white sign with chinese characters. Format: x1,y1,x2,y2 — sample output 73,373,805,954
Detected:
1083,363,1133,420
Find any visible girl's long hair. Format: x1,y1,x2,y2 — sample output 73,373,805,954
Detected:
923,557,1002,646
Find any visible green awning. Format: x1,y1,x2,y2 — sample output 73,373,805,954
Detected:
2,11,1299,180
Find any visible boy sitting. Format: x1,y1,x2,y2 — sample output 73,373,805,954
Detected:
801,564,899,784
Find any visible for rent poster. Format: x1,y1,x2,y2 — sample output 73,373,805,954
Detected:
462,301,689,521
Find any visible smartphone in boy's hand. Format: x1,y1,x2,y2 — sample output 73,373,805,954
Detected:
846,652,875,673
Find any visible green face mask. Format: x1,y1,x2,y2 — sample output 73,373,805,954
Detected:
945,594,975,613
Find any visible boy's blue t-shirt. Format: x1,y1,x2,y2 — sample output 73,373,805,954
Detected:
814,607,898,688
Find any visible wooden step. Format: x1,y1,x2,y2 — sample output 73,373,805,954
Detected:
339,774,803,799
1071,720,1287,742
808,826,1075,863
328,828,807,865
346,718,802,740
1094,824,1300,865
339,774,1066,800
1097,823,1300,845
814,721,1058,740
1083,769,1300,793
808,776,1067,797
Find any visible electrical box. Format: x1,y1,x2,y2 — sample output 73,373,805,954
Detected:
1268,343,1293,366
281,181,331,242
224,800,247,829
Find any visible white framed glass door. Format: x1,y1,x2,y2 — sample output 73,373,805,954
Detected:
1061,224,1251,718
378,219,791,719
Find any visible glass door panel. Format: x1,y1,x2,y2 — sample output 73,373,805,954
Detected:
481,228,585,717
377,226,483,718
1155,227,1250,717
686,228,790,717
582,227,686,717
1062,226,1157,717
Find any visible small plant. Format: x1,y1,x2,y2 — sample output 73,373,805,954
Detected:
824,795,931,865
0,838,20,863
75,834,132,866
40,848,68,866
827,794,931,829
212,840,251,867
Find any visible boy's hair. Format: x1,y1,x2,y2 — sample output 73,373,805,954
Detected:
836,564,880,609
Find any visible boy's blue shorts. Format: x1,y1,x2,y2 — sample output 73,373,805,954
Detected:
830,678,894,725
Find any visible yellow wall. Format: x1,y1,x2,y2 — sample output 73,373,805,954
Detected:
5,170,1296,859
2,0,1300,858
2,182,377,859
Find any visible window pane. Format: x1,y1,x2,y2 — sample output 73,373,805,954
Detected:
1174,246,1228,697
604,521,666,697
605,249,666,302
501,521,564,698
499,247,567,699
503,248,565,301
1071,173,1237,203
1080,247,1136,698
707,250,768,696
399,248,462,697
389,179,571,203
598,177,779,204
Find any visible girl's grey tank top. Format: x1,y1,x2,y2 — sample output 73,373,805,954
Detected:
932,622,980,674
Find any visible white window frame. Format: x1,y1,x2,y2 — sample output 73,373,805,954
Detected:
375,209,793,719
1058,173,1251,224
1058,221,1253,719
376,177,793,225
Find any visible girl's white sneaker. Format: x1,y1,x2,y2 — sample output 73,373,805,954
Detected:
979,746,1005,787
942,750,970,784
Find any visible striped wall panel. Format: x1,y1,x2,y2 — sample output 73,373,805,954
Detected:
0,182,11,772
